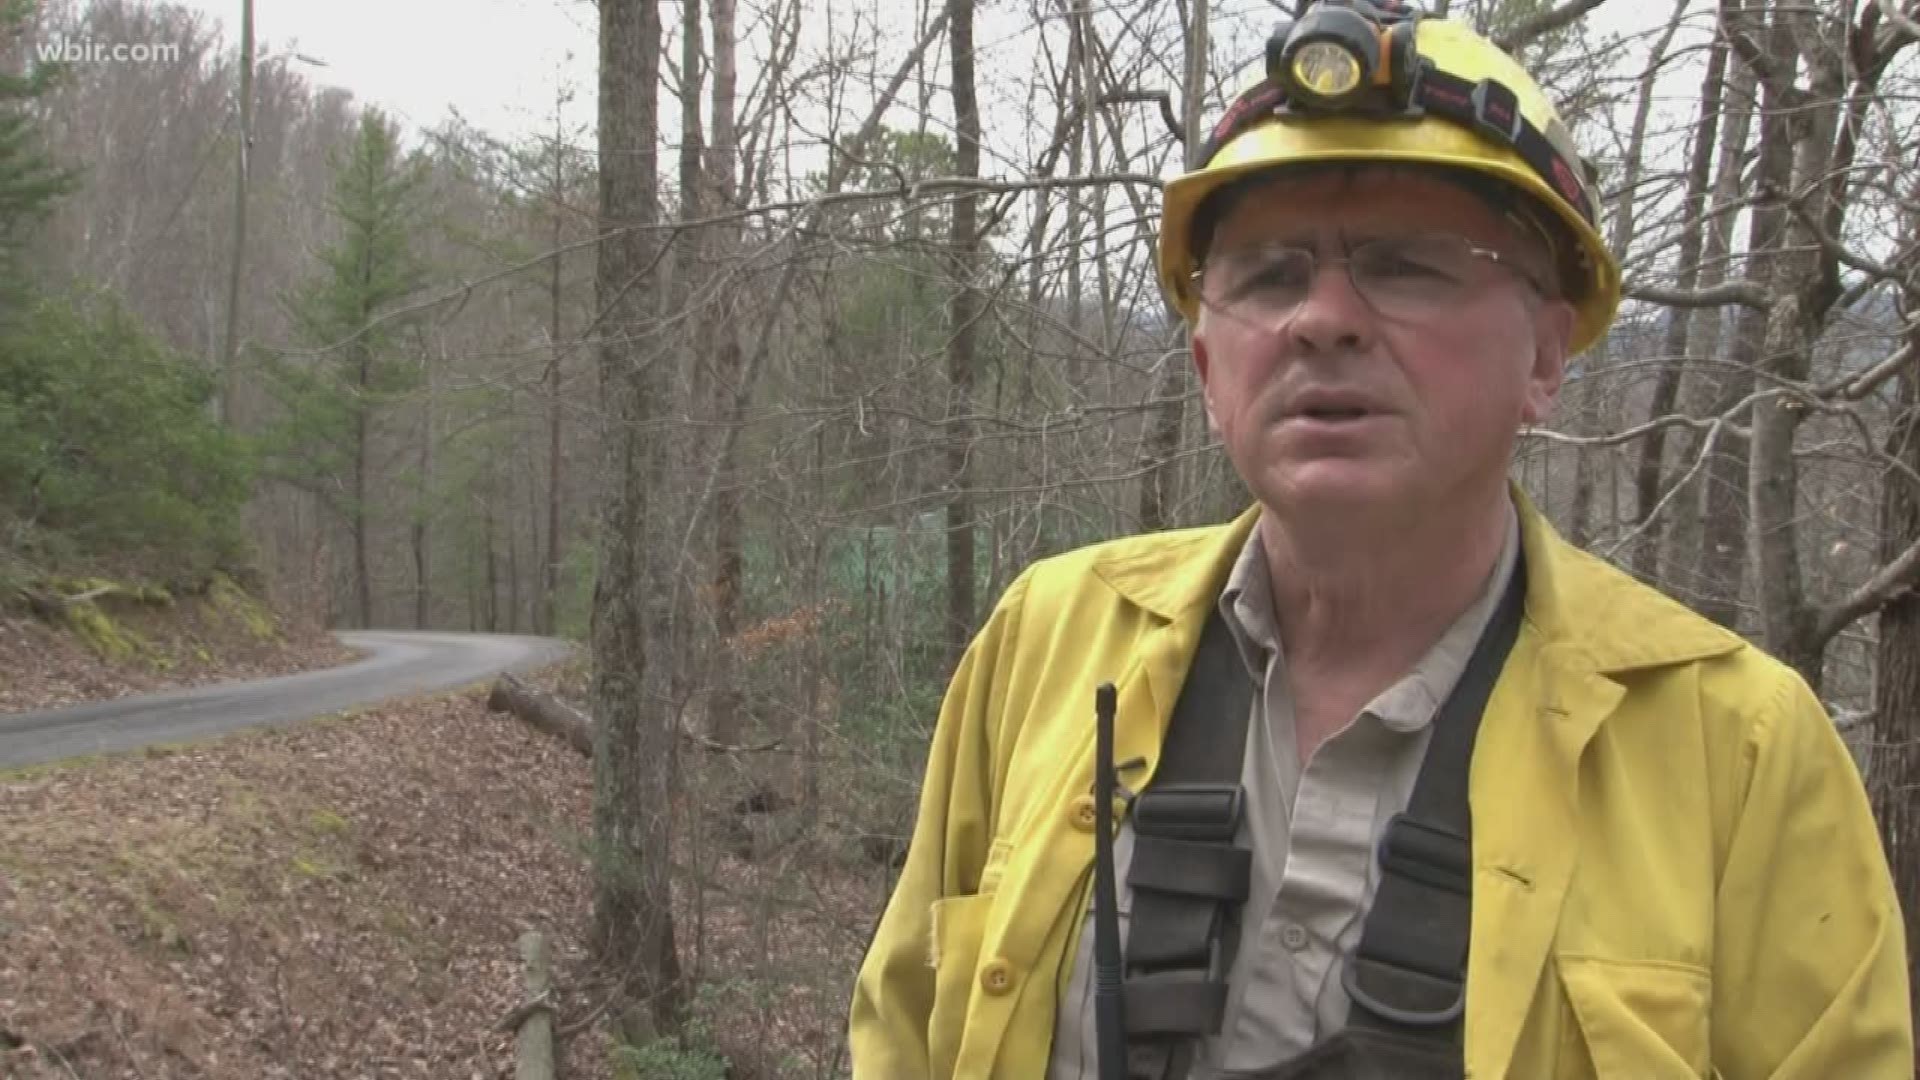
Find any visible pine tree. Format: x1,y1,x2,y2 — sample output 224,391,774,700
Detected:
0,0,77,310
266,109,427,627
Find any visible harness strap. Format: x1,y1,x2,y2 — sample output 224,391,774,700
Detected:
1117,550,1527,1079
1341,554,1527,1042
1122,613,1254,1080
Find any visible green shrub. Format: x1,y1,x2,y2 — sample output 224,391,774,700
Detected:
610,1018,732,1080
0,290,253,582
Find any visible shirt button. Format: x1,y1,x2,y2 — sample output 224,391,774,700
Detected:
1280,923,1309,952
1069,795,1098,831
979,957,1017,995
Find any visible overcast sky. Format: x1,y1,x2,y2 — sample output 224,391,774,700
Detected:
142,0,1673,175
165,0,602,144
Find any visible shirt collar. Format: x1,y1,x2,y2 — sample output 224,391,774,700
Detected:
1215,499,1522,734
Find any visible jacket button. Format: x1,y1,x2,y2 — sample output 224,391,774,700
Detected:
979,957,1017,995
1070,795,1097,831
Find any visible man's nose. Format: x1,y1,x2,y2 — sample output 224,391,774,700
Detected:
1287,261,1376,354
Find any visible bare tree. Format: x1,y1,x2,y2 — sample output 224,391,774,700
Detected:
589,0,684,1046
944,0,981,665
1870,266,1920,1032
1628,34,1728,582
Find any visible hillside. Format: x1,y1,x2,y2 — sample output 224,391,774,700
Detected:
0,603,867,1079
0,576,353,715
0,680,597,1078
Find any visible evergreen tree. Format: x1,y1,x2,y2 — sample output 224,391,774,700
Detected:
0,0,77,310
264,109,427,627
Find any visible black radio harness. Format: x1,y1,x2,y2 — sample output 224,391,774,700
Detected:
1089,552,1526,1079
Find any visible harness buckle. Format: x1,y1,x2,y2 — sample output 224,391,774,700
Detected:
1131,782,1244,843
1342,955,1467,1028
1377,813,1471,895
1468,77,1524,146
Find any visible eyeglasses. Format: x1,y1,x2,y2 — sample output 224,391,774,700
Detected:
1191,233,1545,330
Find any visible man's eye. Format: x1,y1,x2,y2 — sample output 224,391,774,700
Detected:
1238,260,1309,293
1365,253,1452,279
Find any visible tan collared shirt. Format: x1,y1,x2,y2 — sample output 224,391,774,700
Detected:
1046,503,1520,1078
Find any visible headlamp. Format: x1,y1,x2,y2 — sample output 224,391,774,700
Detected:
1267,0,1423,114
1291,40,1366,100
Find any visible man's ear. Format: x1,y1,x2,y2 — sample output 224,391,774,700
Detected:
1522,299,1574,426
1192,327,1223,437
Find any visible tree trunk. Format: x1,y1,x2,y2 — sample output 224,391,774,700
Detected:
1631,37,1726,583
706,0,744,748
1694,0,1792,632
1745,3,1860,689
354,347,373,628
1137,0,1207,533
1668,49,1754,596
590,0,683,1046
944,0,981,667
485,493,499,631
507,508,521,633
1870,322,1920,1038
218,0,253,429
540,116,567,638
415,345,434,629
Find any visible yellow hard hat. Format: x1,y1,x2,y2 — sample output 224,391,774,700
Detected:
1160,9,1621,355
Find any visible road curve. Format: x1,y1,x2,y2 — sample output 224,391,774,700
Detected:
0,631,574,770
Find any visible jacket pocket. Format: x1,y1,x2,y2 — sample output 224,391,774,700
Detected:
1558,954,1712,1079
928,891,995,1078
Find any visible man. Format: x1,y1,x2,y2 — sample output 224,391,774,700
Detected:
848,3,1912,1077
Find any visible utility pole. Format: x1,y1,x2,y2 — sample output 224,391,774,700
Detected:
540,90,568,636
218,0,254,427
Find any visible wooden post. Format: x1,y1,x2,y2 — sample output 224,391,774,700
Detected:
516,930,555,1080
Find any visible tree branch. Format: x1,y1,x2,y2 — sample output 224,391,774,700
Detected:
1625,279,1770,309
1874,0,1920,50
1816,531,1920,645
1821,339,1916,402
1719,14,1806,109
1496,0,1610,52
1101,89,1183,144
1780,183,1911,286
275,169,1159,362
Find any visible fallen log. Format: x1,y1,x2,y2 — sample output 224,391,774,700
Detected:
487,675,903,868
488,672,593,756
486,672,786,756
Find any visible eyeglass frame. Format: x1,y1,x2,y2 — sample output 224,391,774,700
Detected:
1186,232,1553,331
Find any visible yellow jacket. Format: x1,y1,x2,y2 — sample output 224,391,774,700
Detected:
849,496,1912,1079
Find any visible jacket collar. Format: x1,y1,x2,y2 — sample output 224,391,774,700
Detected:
1088,485,1745,675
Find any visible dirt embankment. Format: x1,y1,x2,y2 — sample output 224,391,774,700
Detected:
0,600,876,1080
0,577,355,715
0,584,593,1078
0,675,599,1079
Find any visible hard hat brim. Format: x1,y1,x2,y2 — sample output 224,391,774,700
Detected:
1160,116,1621,356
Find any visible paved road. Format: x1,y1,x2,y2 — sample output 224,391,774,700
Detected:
0,631,574,770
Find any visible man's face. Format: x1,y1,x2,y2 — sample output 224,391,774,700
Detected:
1190,167,1574,523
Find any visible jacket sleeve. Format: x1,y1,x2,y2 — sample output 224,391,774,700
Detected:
1710,666,1913,1079
847,569,1034,1079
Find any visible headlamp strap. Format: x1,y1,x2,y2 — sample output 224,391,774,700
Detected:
1193,67,1596,230
1412,67,1596,225
1194,82,1287,172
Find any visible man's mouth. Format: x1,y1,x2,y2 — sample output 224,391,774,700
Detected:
1294,406,1372,421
